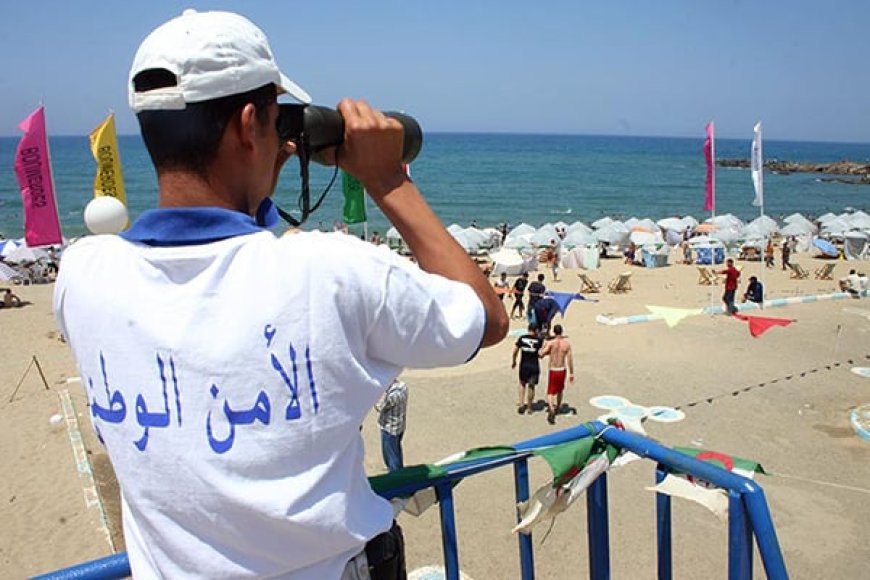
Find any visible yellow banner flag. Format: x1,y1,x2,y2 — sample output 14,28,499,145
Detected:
89,113,127,205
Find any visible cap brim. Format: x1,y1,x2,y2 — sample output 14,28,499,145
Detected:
278,73,311,104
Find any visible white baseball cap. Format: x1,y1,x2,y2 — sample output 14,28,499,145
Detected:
129,9,311,112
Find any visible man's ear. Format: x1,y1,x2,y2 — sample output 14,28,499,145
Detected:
237,103,259,150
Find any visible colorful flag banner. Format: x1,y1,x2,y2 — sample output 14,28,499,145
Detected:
89,113,127,205
751,121,763,208
14,106,63,247
733,313,794,337
646,447,765,520
703,121,715,212
341,171,366,225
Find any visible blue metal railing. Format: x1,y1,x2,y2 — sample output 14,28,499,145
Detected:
32,421,789,579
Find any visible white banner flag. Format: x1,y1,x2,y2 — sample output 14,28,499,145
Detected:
751,121,763,208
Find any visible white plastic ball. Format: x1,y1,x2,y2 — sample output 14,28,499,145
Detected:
84,196,128,235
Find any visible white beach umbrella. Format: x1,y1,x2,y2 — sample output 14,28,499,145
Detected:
630,231,660,246
710,214,744,230
847,212,870,230
562,230,597,248
446,223,464,235
817,213,838,224
748,215,779,236
553,221,569,231
507,223,536,238
821,218,851,236
0,240,20,258
657,217,684,231
680,216,699,229
530,224,559,246
567,221,592,234
636,218,659,233
711,227,740,247
504,233,534,250
482,227,503,247
0,261,21,282
592,216,614,229
5,245,49,264
783,212,808,224
780,221,814,237
462,227,491,247
385,226,402,240
449,229,478,252
594,223,630,245
623,217,641,229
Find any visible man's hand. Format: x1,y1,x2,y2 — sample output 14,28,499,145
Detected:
334,99,407,199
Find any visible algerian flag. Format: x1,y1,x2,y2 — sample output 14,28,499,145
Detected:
647,447,766,520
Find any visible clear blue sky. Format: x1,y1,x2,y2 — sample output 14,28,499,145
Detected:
2,0,868,141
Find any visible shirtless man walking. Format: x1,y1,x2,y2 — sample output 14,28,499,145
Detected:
539,324,574,425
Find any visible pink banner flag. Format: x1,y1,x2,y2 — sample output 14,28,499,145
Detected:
703,121,715,212
14,106,63,247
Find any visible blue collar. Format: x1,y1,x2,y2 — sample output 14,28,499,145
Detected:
121,199,279,246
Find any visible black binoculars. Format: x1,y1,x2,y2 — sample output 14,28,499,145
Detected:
277,104,423,165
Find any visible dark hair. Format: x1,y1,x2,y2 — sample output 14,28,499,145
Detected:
553,324,563,335
537,274,545,282
133,70,276,177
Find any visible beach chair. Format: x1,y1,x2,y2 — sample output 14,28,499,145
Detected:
696,267,719,285
789,263,810,279
814,263,836,280
608,271,632,293
577,272,603,293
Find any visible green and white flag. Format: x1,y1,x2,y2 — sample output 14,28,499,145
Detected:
342,171,366,225
647,447,766,521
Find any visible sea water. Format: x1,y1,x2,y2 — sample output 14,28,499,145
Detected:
0,133,868,239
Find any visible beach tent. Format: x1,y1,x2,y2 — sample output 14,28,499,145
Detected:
592,216,614,229
844,231,869,261
489,248,526,276
561,246,600,270
641,247,669,268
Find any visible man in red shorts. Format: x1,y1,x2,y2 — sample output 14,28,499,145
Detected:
539,324,574,425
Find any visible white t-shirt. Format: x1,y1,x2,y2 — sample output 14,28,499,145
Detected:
55,222,484,579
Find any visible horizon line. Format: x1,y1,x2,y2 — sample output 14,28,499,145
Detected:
1,130,869,147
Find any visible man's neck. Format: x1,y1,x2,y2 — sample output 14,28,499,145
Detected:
157,171,248,213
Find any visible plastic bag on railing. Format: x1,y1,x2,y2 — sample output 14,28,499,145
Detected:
645,448,766,521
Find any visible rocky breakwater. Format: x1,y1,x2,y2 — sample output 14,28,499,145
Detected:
718,159,870,184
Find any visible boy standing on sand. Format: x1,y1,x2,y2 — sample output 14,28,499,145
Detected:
539,324,574,425
716,258,741,315
512,324,543,414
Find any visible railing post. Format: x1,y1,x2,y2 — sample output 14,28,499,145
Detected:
728,491,752,580
436,482,461,580
513,458,535,580
586,472,610,580
655,465,672,580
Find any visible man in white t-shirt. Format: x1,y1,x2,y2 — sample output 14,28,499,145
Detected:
54,10,507,580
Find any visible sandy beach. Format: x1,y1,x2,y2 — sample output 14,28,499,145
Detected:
3,249,869,579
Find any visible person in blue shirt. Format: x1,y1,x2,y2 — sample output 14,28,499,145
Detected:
742,276,764,305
